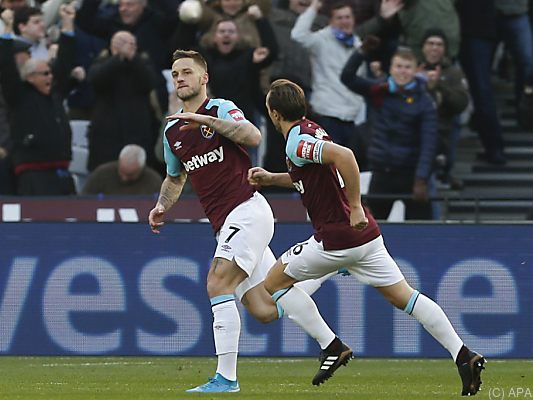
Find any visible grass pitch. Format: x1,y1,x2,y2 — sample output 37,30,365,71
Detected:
0,357,529,399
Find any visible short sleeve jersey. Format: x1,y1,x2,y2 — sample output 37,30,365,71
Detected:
286,118,380,250
163,98,255,233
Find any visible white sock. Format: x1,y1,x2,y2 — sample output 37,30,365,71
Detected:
294,271,337,296
212,300,240,381
276,286,336,349
408,292,463,361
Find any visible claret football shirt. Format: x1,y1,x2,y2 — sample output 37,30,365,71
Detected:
164,98,255,233
285,118,380,250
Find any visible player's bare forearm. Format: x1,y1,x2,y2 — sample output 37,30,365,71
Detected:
248,168,293,188
269,172,294,188
207,117,261,147
157,173,187,210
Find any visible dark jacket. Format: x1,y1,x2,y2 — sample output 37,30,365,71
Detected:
0,34,75,169
424,60,469,120
87,50,160,171
341,51,438,179
456,0,498,40
76,0,176,69
495,0,528,15
205,18,278,119
171,17,278,119
76,0,179,110
268,7,326,93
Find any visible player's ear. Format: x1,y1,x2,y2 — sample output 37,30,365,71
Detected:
202,72,209,85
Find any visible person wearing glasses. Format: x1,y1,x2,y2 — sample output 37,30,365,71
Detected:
0,4,77,195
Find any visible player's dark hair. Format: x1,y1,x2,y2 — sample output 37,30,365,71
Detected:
14,6,42,35
267,79,306,121
172,49,208,72
392,47,417,64
327,1,354,18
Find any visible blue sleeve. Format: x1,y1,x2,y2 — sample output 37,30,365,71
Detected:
216,99,250,123
163,133,181,177
286,130,326,167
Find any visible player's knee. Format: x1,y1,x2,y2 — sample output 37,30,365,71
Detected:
253,309,277,324
243,296,278,324
206,277,228,297
263,279,276,296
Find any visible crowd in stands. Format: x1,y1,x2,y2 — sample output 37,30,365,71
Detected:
0,0,530,220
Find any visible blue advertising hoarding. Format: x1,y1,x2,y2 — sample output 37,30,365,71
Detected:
0,223,532,358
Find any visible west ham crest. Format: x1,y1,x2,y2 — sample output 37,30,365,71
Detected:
201,125,215,139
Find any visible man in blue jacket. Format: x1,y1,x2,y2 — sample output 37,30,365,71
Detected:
341,45,437,220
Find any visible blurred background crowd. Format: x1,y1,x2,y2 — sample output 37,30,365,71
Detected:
0,0,531,221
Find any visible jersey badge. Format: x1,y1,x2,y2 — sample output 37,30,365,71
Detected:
228,109,245,122
297,140,315,160
201,125,215,139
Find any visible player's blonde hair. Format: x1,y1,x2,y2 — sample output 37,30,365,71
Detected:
172,49,208,72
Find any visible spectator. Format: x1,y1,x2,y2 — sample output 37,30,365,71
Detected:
456,0,506,165
193,0,272,49
65,28,107,120
269,0,327,96
86,30,161,172
291,0,368,167
170,8,277,119
76,0,181,112
0,38,30,194
357,0,460,61
206,17,277,120
82,144,162,195
0,0,27,34
263,0,327,174
14,6,48,59
1,0,80,32
417,28,469,189
341,46,438,220
494,0,533,108
0,4,77,195
518,69,533,129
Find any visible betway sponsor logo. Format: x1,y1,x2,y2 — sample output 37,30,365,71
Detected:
183,146,224,172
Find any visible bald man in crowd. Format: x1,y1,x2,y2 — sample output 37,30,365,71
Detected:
82,144,162,195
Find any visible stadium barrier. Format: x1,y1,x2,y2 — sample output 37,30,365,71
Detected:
0,223,531,358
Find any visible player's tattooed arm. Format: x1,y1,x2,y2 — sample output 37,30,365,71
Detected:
158,173,187,211
149,173,187,234
174,112,261,147
209,118,261,147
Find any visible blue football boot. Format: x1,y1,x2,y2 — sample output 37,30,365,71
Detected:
185,373,240,393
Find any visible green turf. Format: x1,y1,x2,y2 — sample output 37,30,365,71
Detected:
0,357,530,399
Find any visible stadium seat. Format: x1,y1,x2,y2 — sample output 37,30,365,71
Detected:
360,171,406,222
69,120,90,193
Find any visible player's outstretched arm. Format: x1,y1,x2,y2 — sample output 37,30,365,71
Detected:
321,143,368,230
248,167,294,188
149,173,187,234
174,112,262,147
